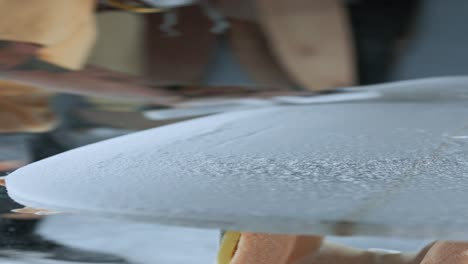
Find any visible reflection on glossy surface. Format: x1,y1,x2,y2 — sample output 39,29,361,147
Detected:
0,204,131,263
11,207,59,216
39,215,219,264
0,212,219,264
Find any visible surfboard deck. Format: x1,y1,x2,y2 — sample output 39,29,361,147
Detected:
6,77,468,240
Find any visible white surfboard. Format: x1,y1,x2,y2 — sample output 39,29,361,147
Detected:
6,76,468,239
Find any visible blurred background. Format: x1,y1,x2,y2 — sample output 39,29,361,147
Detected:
0,0,466,263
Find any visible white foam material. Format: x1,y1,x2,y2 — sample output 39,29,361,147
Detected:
6,77,468,238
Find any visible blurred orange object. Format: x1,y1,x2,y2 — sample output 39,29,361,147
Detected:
0,160,25,173
0,0,96,69
0,81,57,133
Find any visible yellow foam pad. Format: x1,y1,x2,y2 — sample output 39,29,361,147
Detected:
218,231,241,264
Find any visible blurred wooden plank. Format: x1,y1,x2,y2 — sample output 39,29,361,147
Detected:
256,0,355,91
